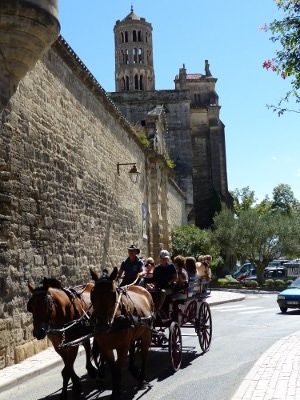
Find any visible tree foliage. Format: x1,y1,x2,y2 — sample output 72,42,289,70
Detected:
212,208,300,284
271,183,300,214
171,224,219,261
262,0,300,114
230,186,257,215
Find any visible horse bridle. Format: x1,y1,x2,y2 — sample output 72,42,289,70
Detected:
92,280,133,333
27,289,55,330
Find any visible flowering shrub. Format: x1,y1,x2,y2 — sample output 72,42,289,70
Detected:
261,0,300,114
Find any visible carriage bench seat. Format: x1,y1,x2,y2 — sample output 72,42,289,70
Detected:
172,291,188,301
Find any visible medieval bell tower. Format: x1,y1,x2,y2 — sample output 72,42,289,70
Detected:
114,6,155,92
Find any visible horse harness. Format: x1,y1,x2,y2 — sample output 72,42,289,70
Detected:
93,285,153,334
28,285,92,335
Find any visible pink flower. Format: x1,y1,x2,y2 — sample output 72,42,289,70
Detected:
260,23,267,31
262,59,275,70
281,72,286,79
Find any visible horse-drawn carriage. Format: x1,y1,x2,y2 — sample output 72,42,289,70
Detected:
149,282,212,372
27,268,212,399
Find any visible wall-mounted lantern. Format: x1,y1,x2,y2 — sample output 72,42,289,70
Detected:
117,162,141,184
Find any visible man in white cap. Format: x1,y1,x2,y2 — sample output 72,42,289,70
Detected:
117,245,145,286
151,250,177,311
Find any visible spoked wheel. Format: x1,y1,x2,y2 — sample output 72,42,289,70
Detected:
185,300,197,323
168,321,182,371
196,302,212,352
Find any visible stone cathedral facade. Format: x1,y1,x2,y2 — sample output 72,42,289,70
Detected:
110,8,233,229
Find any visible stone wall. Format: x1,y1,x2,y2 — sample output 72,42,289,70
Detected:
0,37,186,368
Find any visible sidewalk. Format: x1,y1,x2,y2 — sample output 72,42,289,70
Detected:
2,290,300,399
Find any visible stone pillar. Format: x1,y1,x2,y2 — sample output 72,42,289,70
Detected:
0,0,60,108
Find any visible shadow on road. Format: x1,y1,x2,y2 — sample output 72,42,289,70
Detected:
38,347,203,399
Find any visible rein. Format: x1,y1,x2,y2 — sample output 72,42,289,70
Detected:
93,280,153,334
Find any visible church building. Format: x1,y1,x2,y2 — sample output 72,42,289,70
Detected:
110,7,233,229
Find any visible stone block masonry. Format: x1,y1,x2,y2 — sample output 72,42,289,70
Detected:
0,36,186,368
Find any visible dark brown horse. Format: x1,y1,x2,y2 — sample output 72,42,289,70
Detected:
90,267,154,400
27,277,97,399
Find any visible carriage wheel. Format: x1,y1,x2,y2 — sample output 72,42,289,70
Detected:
168,321,182,371
196,302,212,353
185,300,197,323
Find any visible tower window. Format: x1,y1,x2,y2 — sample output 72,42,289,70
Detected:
133,48,138,63
133,30,137,42
125,49,129,64
140,75,144,90
135,75,139,90
126,76,129,91
125,31,128,42
138,31,142,41
122,77,126,91
145,32,149,43
121,50,125,64
120,32,124,43
138,48,143,63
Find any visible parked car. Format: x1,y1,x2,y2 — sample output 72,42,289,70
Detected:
264,267,287,280
277,277,300,313
268,260,290,268
233,263,256,280
242,268,257,281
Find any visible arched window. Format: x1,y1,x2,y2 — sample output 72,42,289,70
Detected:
126,76,129,91
145,32,148,43
122,77,126,91
135,75,139,90
121,50,125,64
125,31,128,42
133,48,138,63
120,32,124,43
133,30,137,42
138,48,143,63
125,49,129,65
140,75,144,90
138,30,142,41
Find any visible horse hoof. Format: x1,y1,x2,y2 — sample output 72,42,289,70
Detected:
138,380,150,390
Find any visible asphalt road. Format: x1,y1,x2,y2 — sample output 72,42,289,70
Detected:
2,292,299,400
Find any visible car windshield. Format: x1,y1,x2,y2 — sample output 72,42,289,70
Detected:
289,277,300,289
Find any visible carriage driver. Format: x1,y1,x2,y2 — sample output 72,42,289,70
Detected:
116,245,146,286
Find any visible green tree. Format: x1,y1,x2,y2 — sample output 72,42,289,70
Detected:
171,224,218,261
212,208,300,284
230,186,257,215
262,0,300,115
271,183,300,214
254,195,272,215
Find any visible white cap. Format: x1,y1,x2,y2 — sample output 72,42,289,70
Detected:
160,250,170,259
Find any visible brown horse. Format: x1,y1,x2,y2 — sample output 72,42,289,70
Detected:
27,277,97,400
90,267,154,400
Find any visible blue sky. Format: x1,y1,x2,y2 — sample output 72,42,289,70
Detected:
58,0,299,202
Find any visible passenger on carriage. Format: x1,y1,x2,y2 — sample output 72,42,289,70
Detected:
196,254,212,293
146,249,177,310
185,256,199,296
173,255,188,293
142,257,155,286
116,245,146,286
